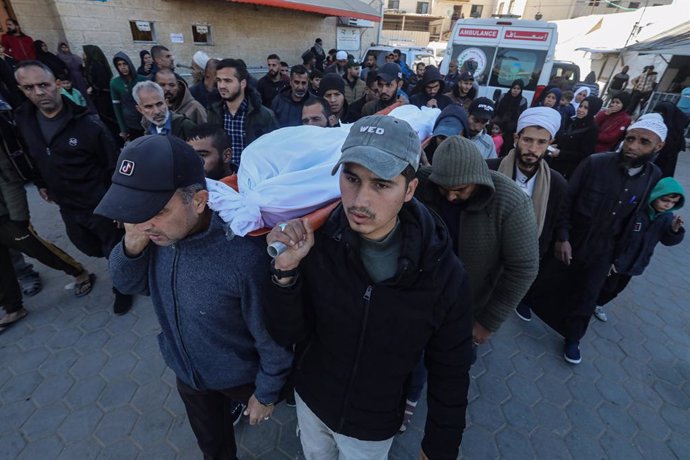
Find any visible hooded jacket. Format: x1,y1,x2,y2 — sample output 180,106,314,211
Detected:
208,86,279,145
110,52,148,133
270,85,314,128
0,142,30,221
612,177,685,275
14,96,117,211
410,66,453,110
264,199,473,459
416,136,539,332
171,80,207,125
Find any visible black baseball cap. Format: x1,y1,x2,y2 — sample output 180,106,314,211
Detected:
95,135,206,224
468,97,495,120
378,63,402,83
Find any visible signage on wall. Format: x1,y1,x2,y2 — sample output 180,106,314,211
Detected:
135,21,151,32
195,25,209,34
336,27,360,51
170,33,184,43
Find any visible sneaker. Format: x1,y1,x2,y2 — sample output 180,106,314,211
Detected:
593,306,608,322
229,401,246,426
398,399,418,433
563,341,582,364
515,302,532,322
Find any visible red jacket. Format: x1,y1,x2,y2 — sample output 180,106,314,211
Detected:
1,33,35,61
594,109,631,153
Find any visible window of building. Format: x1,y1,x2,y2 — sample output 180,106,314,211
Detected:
387,0,399,9
629,1,640,7
607,0,621,7
588,0,600,5
192,24,212,44
471,5,484,17
130,20,155,42
416,2,429,14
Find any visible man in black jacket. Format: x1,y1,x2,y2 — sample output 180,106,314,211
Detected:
208,59,279,166
264,115,473,460
13,60,133,314
271,64,313,128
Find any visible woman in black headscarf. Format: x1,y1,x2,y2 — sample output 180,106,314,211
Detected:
33,40,69,78
82,44,119,138
549,95,603,179
137,50,153,76
57,42,89,98
653,101,689,177
495,79,528,156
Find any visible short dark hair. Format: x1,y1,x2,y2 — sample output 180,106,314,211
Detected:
401,165,416,185
310,69,323,80
187,123,232,156
150,45,169,59
56,70,71,82
280,61,289,68
393,49,401,55
304,97,331,118
561,90,574,102
178,183,207,204
290,64,309,78
14,60,54,79
267,53,280,61
216,58,249,82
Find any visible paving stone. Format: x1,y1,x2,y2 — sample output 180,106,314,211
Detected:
69,350,108,379
38,349,81,378
275,418,302,459
9,347,50,375
79,311,112,332
0,400,37,436
599,430,644,460
496,426,535,459
1,370,43,403
565,401,604,438
130,379,171,413
94,406,139,445
64,374,106,409
642,338,677,362
459,425,499,460
475,373,511,404
529,428,572,460
17,434,63,460
667,433,690,459
653,380,690,409
627,403,671,441
75,329,112,351
31,373,74,407
242,418,281,457
166,415,198,453
514,334,547,358
21,401,70,439
97,378,138,410
96,439,141,459
57,404,104,444
0,431,27,460
598,402,637,437
500,398,538,434
532,400,571,437
467,397,505,433
505,374,542,406
565,374,601,407
633,432,675,459
129,356,167,385
98,352,139,382
52,309,86,331
136,439,178,459
130,408,173,446
102,331,139,356
535,353,573,382
535,373,572,408
163,388,187,417
660,403,690,435
595,376,632,407
56,439,99,460
19,325,58,351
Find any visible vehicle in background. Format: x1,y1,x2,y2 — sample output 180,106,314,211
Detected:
361,45,437,71
440,18,559,106
427,41,448,66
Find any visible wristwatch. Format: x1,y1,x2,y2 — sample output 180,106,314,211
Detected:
270,259,299,280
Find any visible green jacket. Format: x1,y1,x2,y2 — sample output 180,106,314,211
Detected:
110,51,148,132
416,153,539,332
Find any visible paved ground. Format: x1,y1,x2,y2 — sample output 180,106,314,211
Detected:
1,154,689,460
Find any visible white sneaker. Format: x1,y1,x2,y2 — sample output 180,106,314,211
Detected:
594,306,608,322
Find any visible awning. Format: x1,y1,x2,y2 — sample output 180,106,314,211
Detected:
628,28,690,57
228,0,382,22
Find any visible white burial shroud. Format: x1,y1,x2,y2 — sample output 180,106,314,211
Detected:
206,105,441,236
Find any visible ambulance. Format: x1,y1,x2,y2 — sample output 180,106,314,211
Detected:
439,18,559,105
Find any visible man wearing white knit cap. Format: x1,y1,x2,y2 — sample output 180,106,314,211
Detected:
486,107,569,321
529,112,665,364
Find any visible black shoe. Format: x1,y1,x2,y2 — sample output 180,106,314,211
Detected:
285,391,296,408
229,401,246,426
113,289,133,315
563,341,582,364
515,302,532,322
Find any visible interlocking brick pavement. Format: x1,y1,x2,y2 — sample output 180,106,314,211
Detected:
1,154,688,459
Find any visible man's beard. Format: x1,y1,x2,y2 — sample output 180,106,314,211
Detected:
618,149,656,169
515,145,541,170
222,89,241,102
206,160,226,181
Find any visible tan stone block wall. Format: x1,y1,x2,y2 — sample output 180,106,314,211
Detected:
11,0,378,72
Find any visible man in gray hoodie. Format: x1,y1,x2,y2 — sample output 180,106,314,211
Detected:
97,135,292,459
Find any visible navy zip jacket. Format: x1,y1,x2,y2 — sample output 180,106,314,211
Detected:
14,96,117,211
264,199,473,459
109,212,292,403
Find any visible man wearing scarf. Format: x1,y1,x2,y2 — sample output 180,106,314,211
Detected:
526,113,665,364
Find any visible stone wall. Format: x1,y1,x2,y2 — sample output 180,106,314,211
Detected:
10,0,378,72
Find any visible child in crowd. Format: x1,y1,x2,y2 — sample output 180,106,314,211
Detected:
594,177,685,321
490,120,503,156
57,72,87,107
559,90,575,119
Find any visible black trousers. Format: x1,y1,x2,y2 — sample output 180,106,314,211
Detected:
563,259,612,342
0,244,22,313
176,378,255,460
596,273,633,306
59,210,123,259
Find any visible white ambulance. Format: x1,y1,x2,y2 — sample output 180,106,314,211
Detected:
440,18,559,105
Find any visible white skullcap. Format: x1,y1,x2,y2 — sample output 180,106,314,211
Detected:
516,107,562,139
336,50,348,60
192,51,210,69
628,112,667,142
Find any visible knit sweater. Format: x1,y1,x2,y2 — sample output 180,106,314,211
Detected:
109,212,293,401
416,138,539,331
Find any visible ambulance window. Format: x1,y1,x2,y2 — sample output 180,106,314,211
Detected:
450,45,495,85
489,48,547,90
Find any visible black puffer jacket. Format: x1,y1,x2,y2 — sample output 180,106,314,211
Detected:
264,199,473,460
14,96,117,211
410,66,453,110
270,86,314,128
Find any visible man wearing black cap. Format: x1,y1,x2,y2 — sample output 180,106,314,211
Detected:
343,59,365,105
14,60,133,314
361,63,406,116
466,97,498,159
319,73,347,126
264,115,473,460
410,65,452,110
98,135,293,459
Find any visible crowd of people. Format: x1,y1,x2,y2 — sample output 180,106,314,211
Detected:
0,20,689,460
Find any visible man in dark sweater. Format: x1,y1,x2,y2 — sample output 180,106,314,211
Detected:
256,53,288,108
264,115,473,460
14,60,132,314
97,135,292,459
